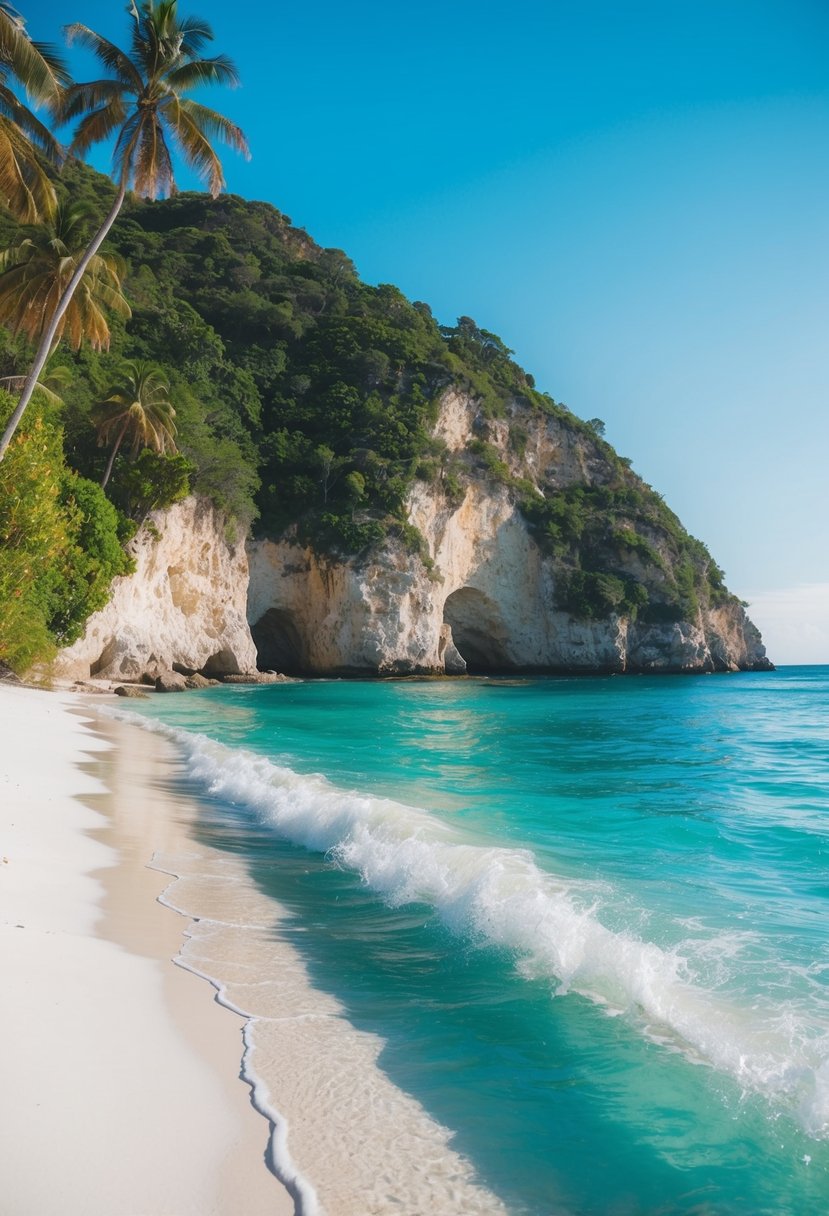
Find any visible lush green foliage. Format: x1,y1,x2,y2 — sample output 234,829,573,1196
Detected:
0,393,131,671
93,359,177,488
4,166,569,553
109,448,192,521
520,480,726,621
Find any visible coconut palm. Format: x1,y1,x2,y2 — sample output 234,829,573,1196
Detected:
0,0,248,462
0,363,70,407
0,199,130,354
0,3,68,221
93,361,176,489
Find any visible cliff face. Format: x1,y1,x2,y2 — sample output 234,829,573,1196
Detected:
55,497,257,681
59,392,770,680
246,390,770,676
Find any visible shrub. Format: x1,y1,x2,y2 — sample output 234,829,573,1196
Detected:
110,448,193,521
556,570,649,621
0,397,131,672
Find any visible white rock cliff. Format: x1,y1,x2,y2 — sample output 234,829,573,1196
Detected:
246,391,770,676
55,496,257,681
58,391,770,680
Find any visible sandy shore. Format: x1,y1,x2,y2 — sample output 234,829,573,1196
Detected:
0,683,293,1216
2,680,509,1216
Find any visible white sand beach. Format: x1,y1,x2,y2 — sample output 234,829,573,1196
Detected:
0,682,293,1216
1,680,509,1216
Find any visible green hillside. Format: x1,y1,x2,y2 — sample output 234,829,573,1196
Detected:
0,160,736,669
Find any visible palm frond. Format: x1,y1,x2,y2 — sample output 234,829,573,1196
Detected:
163,54,240,92
0,118,56,219
0,198,130,348
111,108,143,180
64,24,143,90
0,235,33,270
173,13,214,55
51,198,99,245
164,97,224,195
0,373,66,407
30,379,65,406
132,113,175,198
0,84,63,162
176,96,249,156
141,1,212,53
91,246,128,281
91,279,132,318
28,40,72,88
69,100,127,159
59,79,129,124
0,8,68,104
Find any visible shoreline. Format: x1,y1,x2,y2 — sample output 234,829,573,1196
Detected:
2,678,510,1215
3,680,510,1211
103,696,509,1216
4,669,826,1215
0,683,293,1216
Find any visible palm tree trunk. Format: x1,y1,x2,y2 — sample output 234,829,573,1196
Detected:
101,417,129,489
0,178,127,462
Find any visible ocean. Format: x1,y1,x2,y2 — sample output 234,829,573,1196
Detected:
111,666,829,1215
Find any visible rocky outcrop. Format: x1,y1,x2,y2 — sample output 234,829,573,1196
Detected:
54,497,257,682
247,499,769,676
247,391,771,676
58,394,770,680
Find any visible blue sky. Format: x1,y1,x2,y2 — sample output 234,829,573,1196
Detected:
25,0,829,662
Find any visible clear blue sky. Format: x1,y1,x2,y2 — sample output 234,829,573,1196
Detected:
25,0,829,662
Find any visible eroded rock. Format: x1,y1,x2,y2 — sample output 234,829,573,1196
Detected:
54,497,257,682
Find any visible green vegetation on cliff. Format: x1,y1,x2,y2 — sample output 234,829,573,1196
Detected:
16,167,559,545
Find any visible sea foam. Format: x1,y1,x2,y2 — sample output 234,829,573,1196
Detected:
109,706,829,1139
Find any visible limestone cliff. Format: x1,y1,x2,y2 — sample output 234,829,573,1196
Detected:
58,392,770,681
247,389,771,676
55,497,257,682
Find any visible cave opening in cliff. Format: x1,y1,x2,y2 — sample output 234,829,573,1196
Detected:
443,587,511,673
251,607,306,674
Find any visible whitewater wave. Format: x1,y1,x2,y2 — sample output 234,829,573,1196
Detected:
107,706,829,1139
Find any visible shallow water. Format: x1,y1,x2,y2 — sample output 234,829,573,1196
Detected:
114,667,829,1214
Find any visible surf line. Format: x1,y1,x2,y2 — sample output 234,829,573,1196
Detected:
153,856,322,1216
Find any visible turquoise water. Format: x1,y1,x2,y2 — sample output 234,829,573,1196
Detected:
118,667,829,1214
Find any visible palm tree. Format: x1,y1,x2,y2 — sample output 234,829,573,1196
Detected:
0,0,248,462
0,363,70,407
0,3,68,221
0,199,130,354
93,361,176,489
